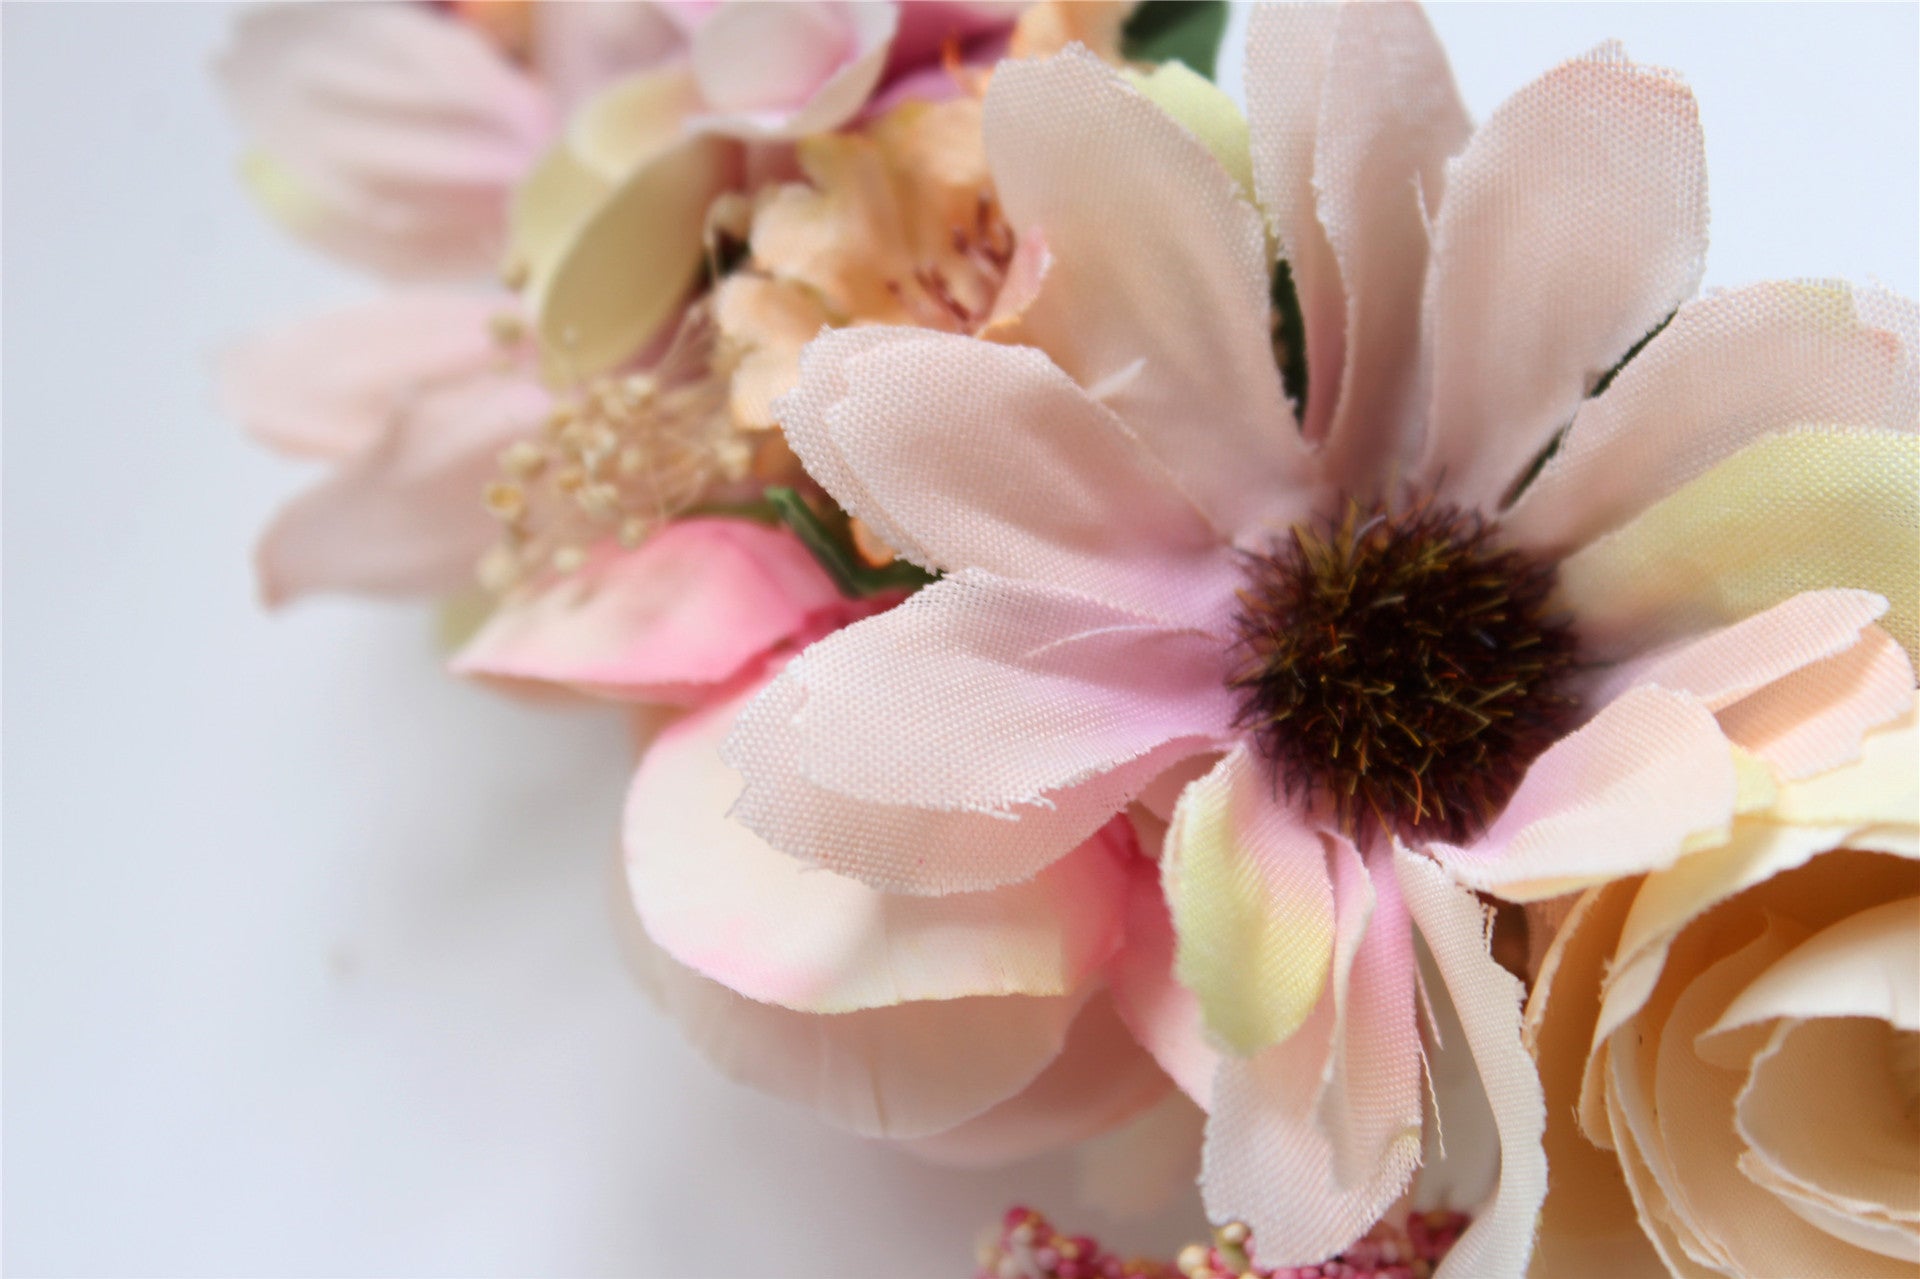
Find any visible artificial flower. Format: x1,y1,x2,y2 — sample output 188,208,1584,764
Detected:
722,5,1917,1272
1526,710,1919,1277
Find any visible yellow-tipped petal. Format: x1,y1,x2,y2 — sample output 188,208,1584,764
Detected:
1127,62,1254,204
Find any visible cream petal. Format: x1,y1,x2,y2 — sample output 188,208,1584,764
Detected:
1507,280,1920,558
1558,428,1920,665
1249,4,1469,487
1718,625,1917,780
1711,896,1920,1036
626,682,1131,1013
1164,747,1337,1057
1418,44,1708,512
623,922,1091,1140
1107,850,1218,1109
217,3,550,278
1205,842,1424,1269
897,993,1172,1167
1521,882,1666,1277
1396,851,1547,1279
451,520,846,703
1431,686,1738,902
985,48,1317,544
724,619,1214,896
687,2,896,140
735,570,1235,812
777,327,1245,626
257,372,548,605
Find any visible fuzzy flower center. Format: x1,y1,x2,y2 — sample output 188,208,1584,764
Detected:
1229,499,1580,841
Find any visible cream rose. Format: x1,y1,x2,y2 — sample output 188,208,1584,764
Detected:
1527,710,1920,1277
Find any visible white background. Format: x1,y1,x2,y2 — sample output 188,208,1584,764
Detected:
3,4,1915,1276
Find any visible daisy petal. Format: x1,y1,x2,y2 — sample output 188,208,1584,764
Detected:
626,683,1130,1013
985,48,1315,542
219,292,510,460
1431,686,1738,902
1419,44,1707,511
1558,429,1920,664
725,624,1210,896
1717,626,1916,780
778,328,1243,625
1397,850,1548,1279
688,2,896,140
622,921,1090,1140
898,994,1172,1167
258,373,547,605
1507,281,1920,557
1165,746,1337,1057
451,520,847,703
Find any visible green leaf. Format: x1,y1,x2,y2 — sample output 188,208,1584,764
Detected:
1122,1,1229,81
764,487,938,599
1271,258,1309,418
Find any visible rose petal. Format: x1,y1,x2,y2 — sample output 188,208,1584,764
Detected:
452,519,846,703
1418,44,1708,511
1557,428,1920,664
1164,747,1337,1056
1431,686,1739,902
258,372,547,605
626,683,1131,1012
777,327,1243,625
985,48,1317,543
1397,851,1548,1279
1507,280,1920,558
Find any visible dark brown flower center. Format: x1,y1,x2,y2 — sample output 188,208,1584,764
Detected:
1229,498,1580,842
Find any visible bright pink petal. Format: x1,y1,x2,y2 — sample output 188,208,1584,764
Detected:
724,620,1212,896
985,48,1318,543
1718,625,1916,779
1107,849,1219,1109
1396,851,1548,1279
1203,842,1425,1268
688,2,896,139
220,291,513,460
1506,281,1920,558
730,570,1234,813
452,520,848,703
217,3,552,278
623,921,1091,1140
898,994,1173,1167
1418,44,1708,512
1246,3,1469,487
778,327,1243,626
257,372,548,605
1430,686,1738,902
626,684,1131,1013
1586,589,1892,712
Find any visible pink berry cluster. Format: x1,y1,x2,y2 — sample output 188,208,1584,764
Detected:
975,1208,1471,1279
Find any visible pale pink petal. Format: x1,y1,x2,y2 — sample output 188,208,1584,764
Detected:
532,2,688,112
1418,44,1708,511
626,684,1131,1013
689,2,896,140
1430,686,1738,902
898,994,1172,1167
217,3,552,278
732,570,1236,813
622,919,1091,1140
220,291,513,460
1396,850,1548,1279
724,619,1213,896
1586,588,1891,711
1075,1092,1209,1218
452,520,848,703
1204,843,1425,1268
1507,280,1920,557
1246,3,1469,486
1106,847,1219,1109
258,373,548,605
1718,625,1917,780
778,327,1243,626
985,49,1318,543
